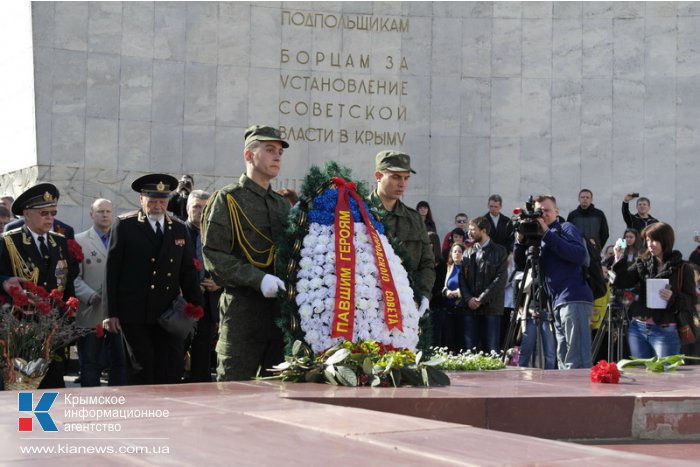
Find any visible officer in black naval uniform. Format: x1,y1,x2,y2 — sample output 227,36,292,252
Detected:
104,174,202,385
0,183,79,388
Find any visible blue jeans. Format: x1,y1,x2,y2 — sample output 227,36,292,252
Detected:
463,315,502,354
552,302,593,369
627,319,681,358
77,331,127,387
518,318,556,369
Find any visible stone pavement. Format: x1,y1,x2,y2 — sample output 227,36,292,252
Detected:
3,366,700,465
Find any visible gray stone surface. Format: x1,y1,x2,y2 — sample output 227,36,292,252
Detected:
2,1,699,256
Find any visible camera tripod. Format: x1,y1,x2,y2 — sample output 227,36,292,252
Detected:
503,243,556,369
591,288,628,362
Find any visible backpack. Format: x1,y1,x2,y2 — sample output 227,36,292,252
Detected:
581,236,608,300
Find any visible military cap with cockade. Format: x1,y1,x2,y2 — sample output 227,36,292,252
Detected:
131,174,178,198
244,125,289,149
375,150,416,174
12,183,60,216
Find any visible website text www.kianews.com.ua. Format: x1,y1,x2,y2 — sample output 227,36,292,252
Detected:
20,443,170,455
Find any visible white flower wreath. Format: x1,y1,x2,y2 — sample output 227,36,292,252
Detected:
296,222,423,353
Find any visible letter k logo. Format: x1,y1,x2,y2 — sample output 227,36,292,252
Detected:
18,392,58,432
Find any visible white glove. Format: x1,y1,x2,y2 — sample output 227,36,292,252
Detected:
260,274,286,298
418,296,430,317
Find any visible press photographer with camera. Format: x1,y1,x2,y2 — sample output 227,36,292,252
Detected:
513,195,593,369
168,174,195,220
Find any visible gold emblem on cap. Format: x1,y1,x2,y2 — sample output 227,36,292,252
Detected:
157,182,166,192
43,191,55,201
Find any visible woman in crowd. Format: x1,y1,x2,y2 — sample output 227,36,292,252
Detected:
612,222,696,358
441,243,467,352
416,200,437,234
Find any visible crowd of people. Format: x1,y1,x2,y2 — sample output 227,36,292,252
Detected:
1,125,699,389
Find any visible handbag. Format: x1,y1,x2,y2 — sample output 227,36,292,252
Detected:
157,295,197,340
674,263,700,345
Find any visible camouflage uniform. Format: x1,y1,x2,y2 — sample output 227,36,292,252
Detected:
202,174,290,380
369,190,435,301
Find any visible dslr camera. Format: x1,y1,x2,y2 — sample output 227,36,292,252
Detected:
512,196,544,242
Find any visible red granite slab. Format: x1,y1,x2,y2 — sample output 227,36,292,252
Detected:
2,366,700,464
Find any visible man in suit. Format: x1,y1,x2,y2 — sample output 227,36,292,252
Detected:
0,183,80,388
104,174,202,385
484,194,514,254
73,198,126,386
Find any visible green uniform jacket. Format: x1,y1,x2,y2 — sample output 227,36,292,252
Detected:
369,190,435,300
201,174,290,351
202,174,290,287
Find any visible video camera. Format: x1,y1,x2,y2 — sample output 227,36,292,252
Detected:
512,196,544,242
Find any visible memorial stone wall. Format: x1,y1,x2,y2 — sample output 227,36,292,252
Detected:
1,1,699,254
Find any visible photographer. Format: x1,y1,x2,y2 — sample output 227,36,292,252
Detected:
622,193,658,233
513,195,593,369
168,174,195,220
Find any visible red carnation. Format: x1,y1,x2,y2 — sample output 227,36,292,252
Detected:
95,323,104,338
193,258,202,272
590,360,621,384
35,285,49,298
23,281,37,293
13,293,29,307
67,239,84,263
184,303,204,320
66,297,80,311
8,286,22,300
36,302,52,315
49,289,63,300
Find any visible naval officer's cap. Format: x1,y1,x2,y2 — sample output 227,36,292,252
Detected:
131,174,178,198
12,183,59,216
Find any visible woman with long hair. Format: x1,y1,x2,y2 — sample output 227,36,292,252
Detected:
439,242,467,352
612,222,696,358
416,200,437,234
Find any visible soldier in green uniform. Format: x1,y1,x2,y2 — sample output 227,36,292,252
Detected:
202,125,290,381
369,150,435,316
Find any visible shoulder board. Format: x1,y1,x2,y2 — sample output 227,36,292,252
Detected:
4,227,23,236
167,214,186,226
47,231,65,239
118,210,140,220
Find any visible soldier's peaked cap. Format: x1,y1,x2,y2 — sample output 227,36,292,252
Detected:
244,125,289,148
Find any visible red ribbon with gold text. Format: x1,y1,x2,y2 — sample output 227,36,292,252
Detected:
330,177,403,340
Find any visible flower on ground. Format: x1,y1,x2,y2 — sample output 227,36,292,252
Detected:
590,360,621,384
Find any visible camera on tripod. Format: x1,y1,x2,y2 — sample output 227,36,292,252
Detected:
512,196,544,243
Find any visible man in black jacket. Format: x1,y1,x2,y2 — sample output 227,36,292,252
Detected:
104,174,202,385
622,193,658,234
567,189,609,254
459,216,508,353
484,194,514,254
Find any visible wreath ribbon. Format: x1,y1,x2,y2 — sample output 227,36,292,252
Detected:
330,177,403,340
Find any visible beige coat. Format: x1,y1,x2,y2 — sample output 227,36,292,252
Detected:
73,227,108,328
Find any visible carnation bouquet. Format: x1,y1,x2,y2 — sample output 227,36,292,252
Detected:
274,162,442,386
0,282,86,390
